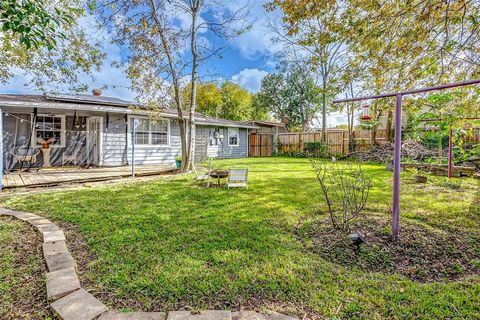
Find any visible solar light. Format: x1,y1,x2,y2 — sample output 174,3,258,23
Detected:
348,233,364,253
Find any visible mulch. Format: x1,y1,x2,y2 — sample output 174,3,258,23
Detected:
298,214,480,282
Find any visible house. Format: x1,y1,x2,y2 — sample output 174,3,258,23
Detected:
244,120,286,157
0,93,257,172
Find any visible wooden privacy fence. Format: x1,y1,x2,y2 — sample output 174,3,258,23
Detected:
277,129,388,156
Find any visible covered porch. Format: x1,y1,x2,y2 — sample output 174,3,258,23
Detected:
2,164,176,189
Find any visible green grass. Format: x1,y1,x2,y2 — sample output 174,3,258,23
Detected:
0,216,53,319
2,157,480,319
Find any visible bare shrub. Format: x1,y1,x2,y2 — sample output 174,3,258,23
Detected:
311,160,371,231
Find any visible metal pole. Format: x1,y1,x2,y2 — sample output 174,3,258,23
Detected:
392,94,403,240
448,125,453,179
0,109,3,191
131,117,135,178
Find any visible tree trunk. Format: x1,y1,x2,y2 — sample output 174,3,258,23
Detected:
321,90,327,142
149,0,187,170
185,2,200,171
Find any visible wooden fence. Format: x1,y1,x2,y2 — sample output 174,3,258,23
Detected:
277,129,387,156
277,128,480,156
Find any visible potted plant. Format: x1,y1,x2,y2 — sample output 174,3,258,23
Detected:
175,156,182,169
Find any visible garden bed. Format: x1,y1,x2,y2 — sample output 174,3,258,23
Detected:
297,214,480,282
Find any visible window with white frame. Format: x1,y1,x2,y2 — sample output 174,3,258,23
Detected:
35,115,65,147
228,127,239,146
133,117,169,145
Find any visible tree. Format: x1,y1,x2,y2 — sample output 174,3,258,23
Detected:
183,81,264,121
0,0,103,91
267,0,350,138
256,64,322,131
95,0,248,171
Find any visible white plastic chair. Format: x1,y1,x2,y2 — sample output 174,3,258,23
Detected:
227,167,248,189
192,158,212,187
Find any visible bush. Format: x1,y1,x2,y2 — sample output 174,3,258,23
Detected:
310,160,371,231
304,142,328,158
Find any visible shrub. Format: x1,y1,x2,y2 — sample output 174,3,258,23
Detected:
310,160,371,231
304,142,328,158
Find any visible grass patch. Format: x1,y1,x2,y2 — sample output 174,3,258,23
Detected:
2,157,480,319
0,216,53,319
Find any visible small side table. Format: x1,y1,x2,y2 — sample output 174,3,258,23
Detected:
41,148,51,167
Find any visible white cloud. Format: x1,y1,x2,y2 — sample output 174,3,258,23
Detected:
231,68,268,92
224,0,282,62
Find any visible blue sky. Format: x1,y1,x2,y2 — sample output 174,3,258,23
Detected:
1,0,281,100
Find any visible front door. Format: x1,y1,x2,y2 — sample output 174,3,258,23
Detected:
86,117,103,166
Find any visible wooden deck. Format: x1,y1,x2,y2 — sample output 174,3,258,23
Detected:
2,165,177,189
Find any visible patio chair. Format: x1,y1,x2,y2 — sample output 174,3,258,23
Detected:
62,141,84,166
10,147,40,166
10,147,40,168
192,158,212,187
227,167,248,189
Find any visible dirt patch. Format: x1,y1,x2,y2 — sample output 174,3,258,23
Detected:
0,216,55,319
297,214,480,282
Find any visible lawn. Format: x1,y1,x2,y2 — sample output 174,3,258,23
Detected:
2,157,480,319
0,216,53,319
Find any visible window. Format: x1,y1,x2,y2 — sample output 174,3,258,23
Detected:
228,127,239,146
132,117,169,146
35,115,65,147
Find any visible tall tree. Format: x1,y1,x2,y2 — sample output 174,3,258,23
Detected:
182,81,261,121
267,0,350,138
256,64,321,131
95,0,248,171
0,0,103,91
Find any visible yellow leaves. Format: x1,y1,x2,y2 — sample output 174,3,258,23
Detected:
141,18,148,30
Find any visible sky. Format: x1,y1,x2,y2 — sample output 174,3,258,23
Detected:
1,0,279,99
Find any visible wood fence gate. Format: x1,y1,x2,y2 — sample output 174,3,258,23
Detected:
249,133,274,157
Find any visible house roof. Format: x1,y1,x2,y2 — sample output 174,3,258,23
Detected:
0,93,258,129
45,93,144,108
244,120,285,127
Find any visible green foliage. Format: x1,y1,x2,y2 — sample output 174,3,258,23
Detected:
0,0,103,91
0,0,73,49
256,65,322,131
182,81,268,121
304,142,328,158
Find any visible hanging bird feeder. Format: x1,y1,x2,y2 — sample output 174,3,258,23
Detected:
360,105,371,121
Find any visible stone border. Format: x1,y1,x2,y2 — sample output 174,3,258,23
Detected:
0,208,299,320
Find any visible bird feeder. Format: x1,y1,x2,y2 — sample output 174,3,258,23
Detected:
360,105,371,121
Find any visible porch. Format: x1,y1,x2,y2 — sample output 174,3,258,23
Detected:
2,164,176,189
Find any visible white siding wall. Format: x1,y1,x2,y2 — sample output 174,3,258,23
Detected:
126,116,182,165
195,125,248,159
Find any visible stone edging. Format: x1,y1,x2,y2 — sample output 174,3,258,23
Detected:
0,208,299,320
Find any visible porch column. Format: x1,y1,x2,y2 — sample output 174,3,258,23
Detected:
131,117,136,178
0,109,3,190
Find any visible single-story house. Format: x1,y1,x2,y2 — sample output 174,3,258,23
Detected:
244,120,287,157
0,93,257,172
